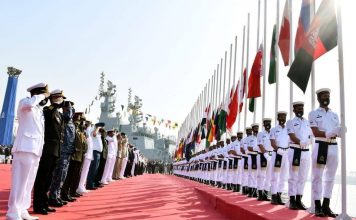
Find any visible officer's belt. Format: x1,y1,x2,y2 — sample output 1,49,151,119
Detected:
289,144,310,151
315,137,337,144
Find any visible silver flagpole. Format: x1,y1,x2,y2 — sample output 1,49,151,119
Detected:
219,58,223,107
275,0,280,121
288,0,294,119
224,51,227,103
253,0,261,124
229,44,233,90
244,14,250,130
262,0,267,119
310,0,316,109
238,27,246,132
216,64,220,110
336,1,350,219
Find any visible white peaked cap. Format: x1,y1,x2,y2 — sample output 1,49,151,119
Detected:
27,83,47,92
316,88,331,95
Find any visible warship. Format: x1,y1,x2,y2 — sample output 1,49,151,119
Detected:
95,72,176,162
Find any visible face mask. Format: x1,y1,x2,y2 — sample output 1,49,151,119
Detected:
279,119,286,125
321,98,330,106
39,98,48,106
296,110,304,118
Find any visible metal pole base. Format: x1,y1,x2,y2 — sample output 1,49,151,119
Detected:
336,213,352,220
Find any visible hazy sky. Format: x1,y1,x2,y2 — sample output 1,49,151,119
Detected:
0,0,355,171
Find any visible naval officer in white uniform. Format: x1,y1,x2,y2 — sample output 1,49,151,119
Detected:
7,83,50,220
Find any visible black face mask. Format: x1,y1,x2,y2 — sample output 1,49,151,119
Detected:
296,111,304,118
321,98,330,106
39,98,48,106
279,119,286,125
264,124,271,130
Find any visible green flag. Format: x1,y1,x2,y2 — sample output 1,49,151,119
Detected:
218,109,227,135
249,98,255,112
268,25,277,84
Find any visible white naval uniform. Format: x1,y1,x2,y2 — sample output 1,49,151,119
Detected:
309,107,340,200
7,95,45,220
230,140,241,185
286,117,312,197
257,130,273,191
221,144,230,184
241,136,251,187
101,136,117,183
247,135,258,189
77,126,94,193
269,125,289,194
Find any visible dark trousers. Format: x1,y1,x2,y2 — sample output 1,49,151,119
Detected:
86,150,101,188
33,154,58,209
62,159,83,195
125,161,132,177
95,154,106,186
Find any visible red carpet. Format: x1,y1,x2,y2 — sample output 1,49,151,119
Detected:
0,164,227,220
1,164,352,220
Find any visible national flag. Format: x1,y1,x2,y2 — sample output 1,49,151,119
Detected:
247,45,263,98
249,97,255,112
278,0,291,66
295,0,312,54
288,0,337,93
227,81,239,131
239,68,247,113
218,94,229,136
214,109,221,140
268,25,277,84
207,111,215,144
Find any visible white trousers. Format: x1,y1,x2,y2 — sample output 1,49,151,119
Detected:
248,155,257,188
311,143,338,200
78,157,92,191
270,151,289,194
130,162,136,177
119,157,128,178
263,153,273,191
242,157,249,186
237,159,244,185
7,152,40,219
101,157,116,183
288,148,310,196
257,153,272,191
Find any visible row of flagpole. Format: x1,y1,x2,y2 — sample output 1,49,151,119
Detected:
176,0,348,218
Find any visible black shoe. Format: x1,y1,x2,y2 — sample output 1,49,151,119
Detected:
271,194,278,205
48,198,63,207
70,192,82,198
315,200,326,217
277,192,285,205
242,186,248,195
87,186,98,190
257,190,263,201
62,194,77,202
263,190,271,201
33,208,48,215
289,196,298,210
57,197,68,205
252,188,258,198
45,206,56,212
236,184,241,193
296,195,307,210
322,198,338,218
248,187,253,197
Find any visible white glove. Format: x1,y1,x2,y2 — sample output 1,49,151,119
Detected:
300,141,308,149
276,148,285,156
331,127,342,136
264,153,272,162
325,131,336,139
